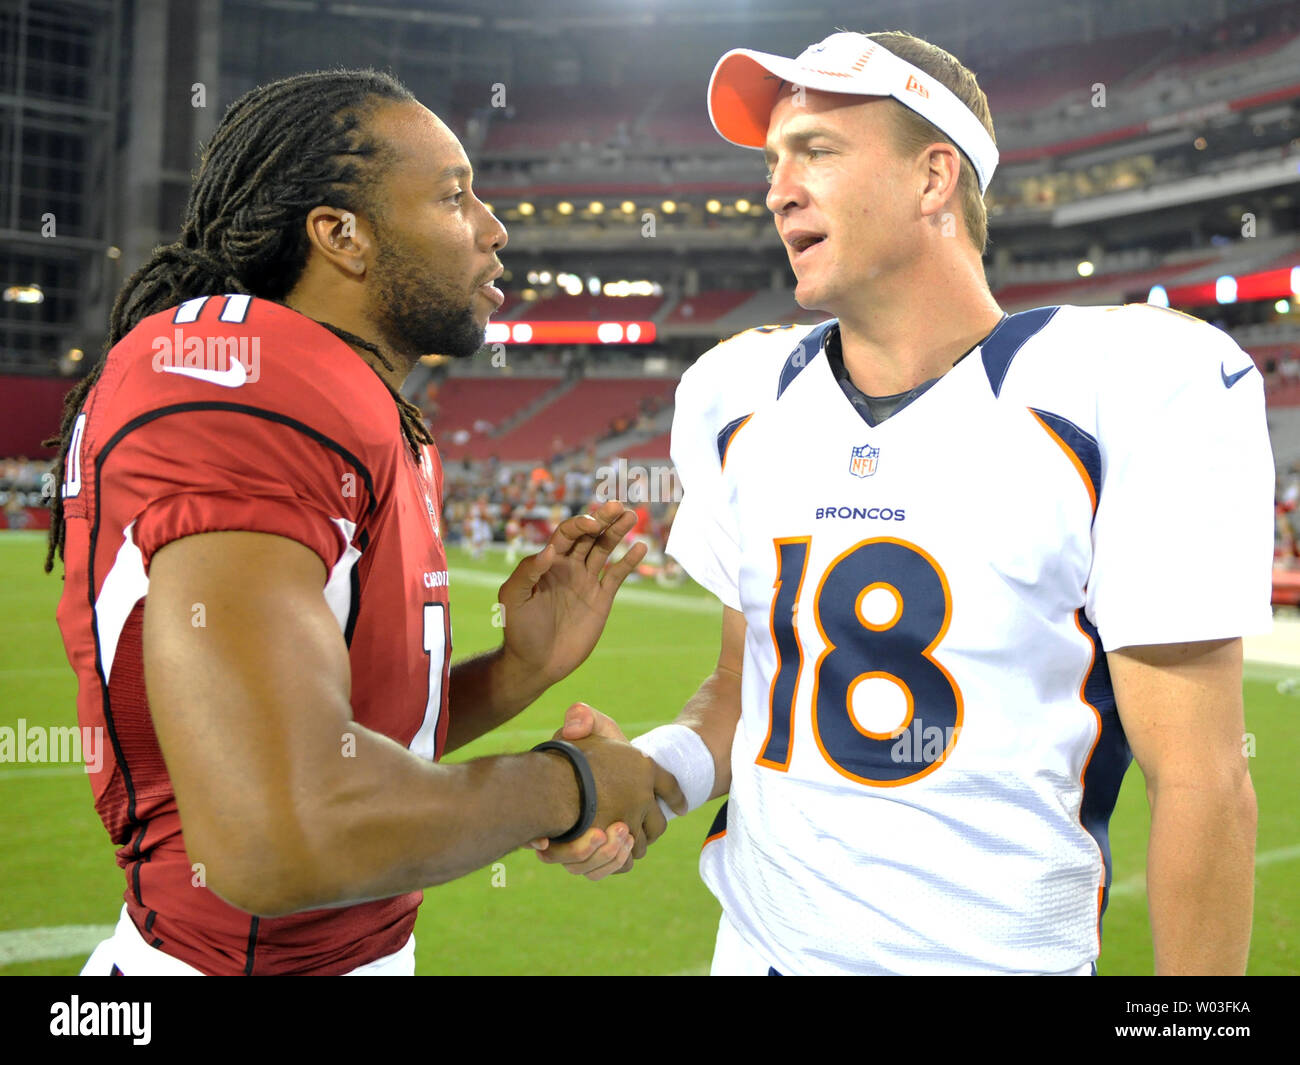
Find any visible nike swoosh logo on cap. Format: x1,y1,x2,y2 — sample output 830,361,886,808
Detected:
1220,363,1252,389
160,361,248,388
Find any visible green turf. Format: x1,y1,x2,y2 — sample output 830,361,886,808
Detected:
0,530,1295,974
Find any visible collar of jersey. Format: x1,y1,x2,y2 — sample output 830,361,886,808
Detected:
813,314,1009,429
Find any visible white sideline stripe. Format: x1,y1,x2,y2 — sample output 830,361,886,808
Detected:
0,766,89,780
0,924,115,965
1109,842,1300,898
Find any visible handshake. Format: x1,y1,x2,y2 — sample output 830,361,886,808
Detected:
528,703,689,880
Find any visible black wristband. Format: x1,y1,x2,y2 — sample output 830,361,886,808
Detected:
532,739,597,844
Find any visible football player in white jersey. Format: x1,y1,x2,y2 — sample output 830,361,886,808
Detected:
535,30,1274,975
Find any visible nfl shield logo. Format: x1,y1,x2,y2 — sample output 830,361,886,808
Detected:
849,444,879,478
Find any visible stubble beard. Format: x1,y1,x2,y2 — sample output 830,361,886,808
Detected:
369,236,486,360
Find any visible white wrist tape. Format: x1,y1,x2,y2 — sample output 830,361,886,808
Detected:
631,724,715,822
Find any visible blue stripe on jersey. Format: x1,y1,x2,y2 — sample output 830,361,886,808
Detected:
1029,407,1102,517
776,320,837,399
716,414,753,467
981,306,1059,397
704,799,729,843
1075,609,1132,935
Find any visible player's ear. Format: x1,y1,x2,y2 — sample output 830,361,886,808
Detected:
303,205,372,279
917,142,960,221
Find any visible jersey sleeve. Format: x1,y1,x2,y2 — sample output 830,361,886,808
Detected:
1086,310,1275,651
665,352,745,611
120,407,369,574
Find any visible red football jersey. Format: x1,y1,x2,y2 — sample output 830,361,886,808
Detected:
56,294,452,974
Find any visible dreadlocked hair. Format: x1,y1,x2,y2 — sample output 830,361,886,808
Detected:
44,68,425,574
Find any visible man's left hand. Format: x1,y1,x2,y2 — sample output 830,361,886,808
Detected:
496,500,647,690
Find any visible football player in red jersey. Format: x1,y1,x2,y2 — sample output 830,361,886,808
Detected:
44,69,681,975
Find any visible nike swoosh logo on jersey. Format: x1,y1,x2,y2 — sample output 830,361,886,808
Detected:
160,361,248,388
1220,363,1252,388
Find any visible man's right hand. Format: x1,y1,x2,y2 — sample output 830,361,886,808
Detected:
532,703,686,879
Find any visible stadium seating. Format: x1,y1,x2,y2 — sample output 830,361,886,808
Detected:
981,29,1175,116
666,289,756,326
484,377,678,461
992,257,1221,308
612,429,672,461
428,377,565,461
477,85,647,154
1272,568,1300,606
518,294,664,321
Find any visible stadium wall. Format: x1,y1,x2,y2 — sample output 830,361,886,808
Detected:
0,377,74,459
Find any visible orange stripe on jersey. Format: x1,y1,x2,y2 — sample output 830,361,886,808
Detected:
703,828,728,848
719,413,753,471
1029,408,1098,515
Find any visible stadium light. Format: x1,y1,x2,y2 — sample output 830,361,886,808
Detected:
735,198,752,212
706,199,722,213
661,200,677,213
538,271,552,284
3,284,43,304
518,201,535,216
620,200,635,213
526,270,539,284
1076,260,1094,278
1277,299,1291,314
587,276,601,294
588,201,605,214
1147,285,1170,307
556,201,574,215
1215,275,1238,304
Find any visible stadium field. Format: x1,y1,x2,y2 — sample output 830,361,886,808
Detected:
0,529,1295,975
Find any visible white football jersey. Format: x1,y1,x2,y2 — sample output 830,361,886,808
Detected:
666,304,1275,975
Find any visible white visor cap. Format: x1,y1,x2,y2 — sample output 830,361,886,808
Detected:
708,32,998,194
